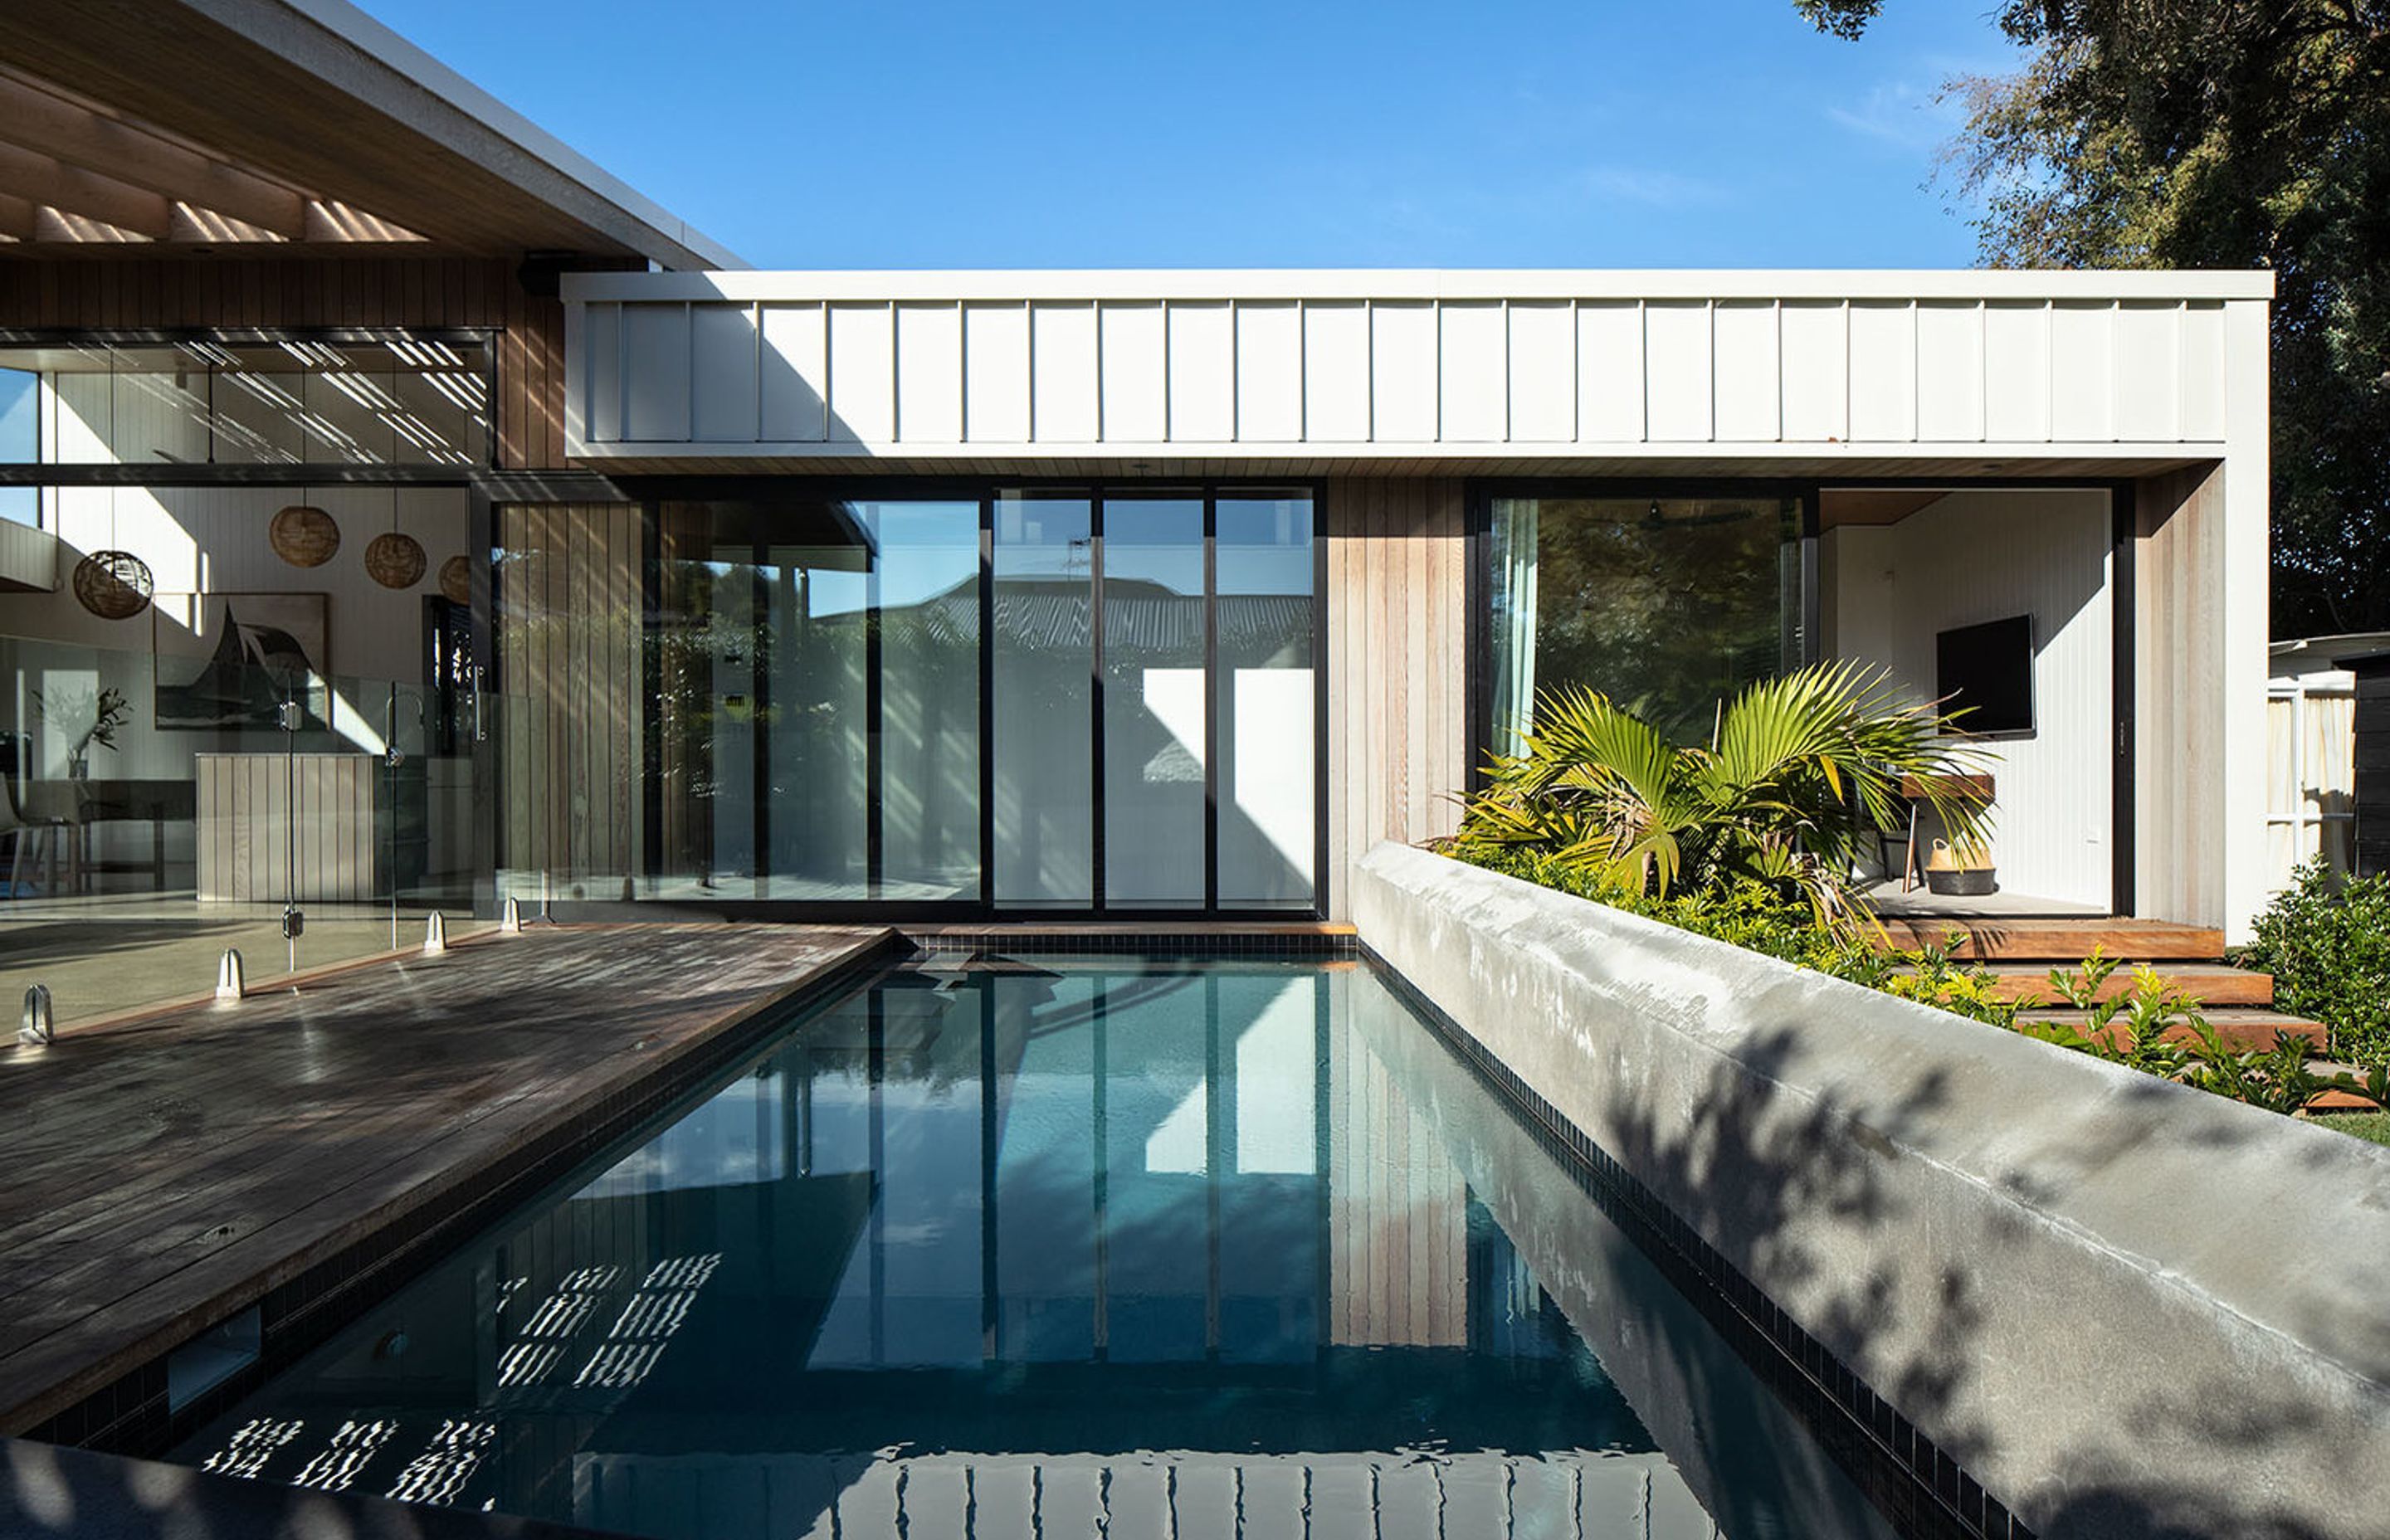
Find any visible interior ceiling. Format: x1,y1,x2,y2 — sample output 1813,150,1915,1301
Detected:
0,1,699,262
1818,490,1953,529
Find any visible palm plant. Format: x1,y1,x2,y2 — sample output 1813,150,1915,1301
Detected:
1447,660,1990,933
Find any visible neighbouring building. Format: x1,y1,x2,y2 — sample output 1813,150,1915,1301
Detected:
0,0,2276,953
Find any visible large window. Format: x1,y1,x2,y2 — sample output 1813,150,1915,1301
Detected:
1488,494,1805,752
0,334,493,472
644,487,1319,914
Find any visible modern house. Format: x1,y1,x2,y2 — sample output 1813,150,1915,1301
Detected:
0,0,2276,979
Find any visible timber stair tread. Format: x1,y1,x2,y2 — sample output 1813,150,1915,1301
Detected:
1872,917,2227,961
1957,963,2277,1007
2017,1008,2329,1051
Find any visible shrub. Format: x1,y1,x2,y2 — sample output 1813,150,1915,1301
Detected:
1447,661,1989,938
2243,860,2390,1068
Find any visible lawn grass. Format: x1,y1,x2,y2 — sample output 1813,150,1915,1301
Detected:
2311,1110,2390,1147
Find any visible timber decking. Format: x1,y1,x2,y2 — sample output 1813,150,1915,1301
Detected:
0,922,893,1443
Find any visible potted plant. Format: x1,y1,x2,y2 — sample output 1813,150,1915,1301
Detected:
33,685,133,779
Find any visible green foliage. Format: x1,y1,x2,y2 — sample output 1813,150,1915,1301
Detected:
1456,849,2390,1120
2242,860,2390,1068
1800,2,2390,636
1449,660,1988,937
2314,1110,2390,1148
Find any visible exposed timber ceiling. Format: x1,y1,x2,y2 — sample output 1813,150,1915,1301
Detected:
0,0,739,270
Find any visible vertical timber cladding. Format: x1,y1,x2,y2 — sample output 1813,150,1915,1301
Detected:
0,256,585,470
495,503,641,896
2134,464,2228,927
1324,478,1469,921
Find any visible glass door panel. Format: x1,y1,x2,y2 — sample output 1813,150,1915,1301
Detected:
861,501,982,901
1100,498,1207,909
993,495,1094,908
1216,495,1314,909
761,536,867,899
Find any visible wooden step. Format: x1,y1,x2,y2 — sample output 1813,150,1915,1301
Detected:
2305,1089,2383,1113
1872,916,2227,962
2018,1008,2328,1052
1963,964,2275,1007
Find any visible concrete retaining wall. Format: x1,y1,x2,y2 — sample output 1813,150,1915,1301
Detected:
1354,841,2390,1540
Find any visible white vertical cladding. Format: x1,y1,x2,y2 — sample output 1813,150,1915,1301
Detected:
1437,302,1507,442
2221,296,2273,943
583,300,621,443
2178,301,2227,441
1030,302,1100,442
1983,301,2052,442
622,302,691,442
2049,300,2116,441
1846,300,1917,442
690,303,760,441
1576,301,1644,441
963,303,1030,442
827,303,895,444
1914,300,1985,442
1710,300,1780,442
1778,300,1847,442
895,302,963,443
563,273,2258,456
1641,300,1713,441
1369,302,1439,443
759,303,829,441
1303,302,1371,442
1100,301,1168,442
2112,301,2181,442
1505,301,1574,442
1235,301,1304,441
1168,301,1236,443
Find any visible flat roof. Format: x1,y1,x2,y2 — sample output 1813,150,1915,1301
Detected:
2,0,739,269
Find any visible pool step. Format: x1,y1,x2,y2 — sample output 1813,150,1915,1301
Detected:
2017,1008,2329,1052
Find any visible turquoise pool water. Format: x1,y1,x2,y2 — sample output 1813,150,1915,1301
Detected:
175,958,1900,1538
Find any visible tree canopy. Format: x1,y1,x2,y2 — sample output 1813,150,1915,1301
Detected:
1802,1,2390,636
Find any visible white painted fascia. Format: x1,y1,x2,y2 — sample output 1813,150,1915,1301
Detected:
563,268,2277,305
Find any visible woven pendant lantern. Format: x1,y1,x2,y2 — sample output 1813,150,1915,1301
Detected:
269,503,341,568
73,549,154,621
437,554,471,607
365,531,427,589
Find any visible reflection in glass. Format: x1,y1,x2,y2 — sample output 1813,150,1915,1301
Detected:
1216,496,1314,908
863,502,980,899
1102,499,1206,907
0,337,491,468
1490,496,1803,751
993,495,1093,907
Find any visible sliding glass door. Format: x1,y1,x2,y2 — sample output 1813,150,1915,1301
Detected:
650,487,1318,915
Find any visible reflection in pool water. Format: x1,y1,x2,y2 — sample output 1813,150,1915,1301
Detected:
178,960,1898,1539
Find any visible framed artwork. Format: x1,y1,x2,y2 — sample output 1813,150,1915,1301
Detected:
154,592,331,731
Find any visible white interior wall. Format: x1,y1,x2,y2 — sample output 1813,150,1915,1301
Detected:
1826,489,2114,909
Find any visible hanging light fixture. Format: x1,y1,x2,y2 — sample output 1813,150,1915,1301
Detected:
437,554,471,607
74,484,152,621
364,485,427,590
270,495,340,568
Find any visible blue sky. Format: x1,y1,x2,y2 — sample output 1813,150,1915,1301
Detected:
360,0,2022,270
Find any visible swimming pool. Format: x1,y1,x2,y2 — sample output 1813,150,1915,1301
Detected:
174,957,1904,1538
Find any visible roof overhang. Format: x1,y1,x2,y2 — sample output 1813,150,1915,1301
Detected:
0,0,739,269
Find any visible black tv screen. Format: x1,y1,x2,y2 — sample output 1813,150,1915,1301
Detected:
1936,615,2035,734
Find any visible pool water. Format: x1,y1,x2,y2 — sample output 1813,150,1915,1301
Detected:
176,958,1900,1538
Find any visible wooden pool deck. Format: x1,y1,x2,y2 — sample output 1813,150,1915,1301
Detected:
0,921,895,1448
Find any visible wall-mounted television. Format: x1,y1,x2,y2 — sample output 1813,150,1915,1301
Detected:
1935,614,2035,735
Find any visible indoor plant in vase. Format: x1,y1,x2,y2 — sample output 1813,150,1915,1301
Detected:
34,684,133,779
